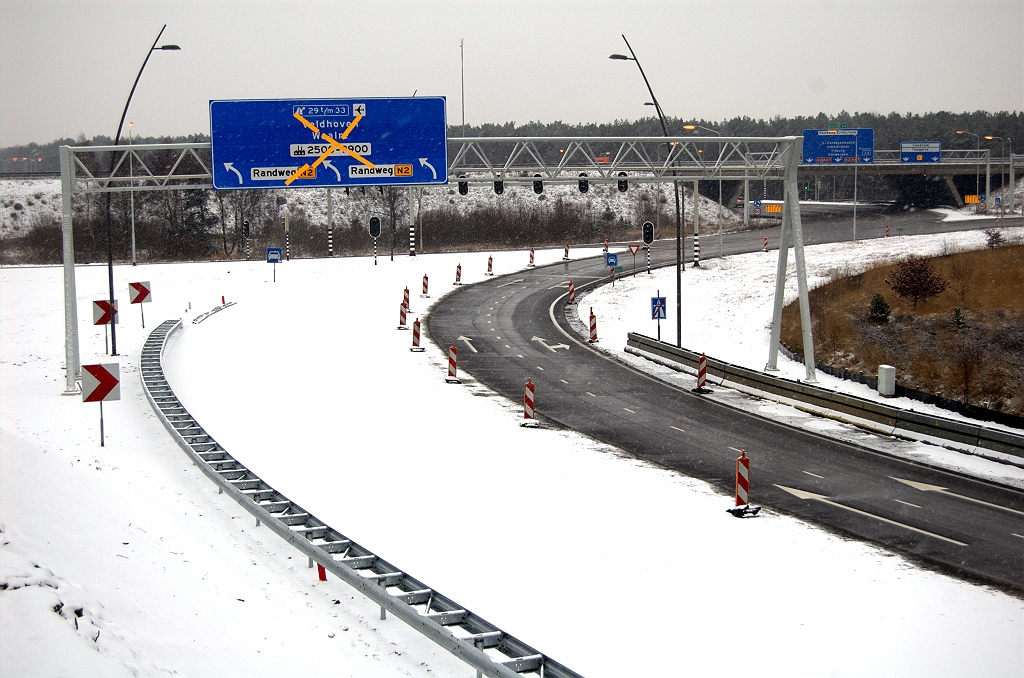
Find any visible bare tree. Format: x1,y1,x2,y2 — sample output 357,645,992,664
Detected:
952,338,983,405
947,256,974,307
886,255,948,310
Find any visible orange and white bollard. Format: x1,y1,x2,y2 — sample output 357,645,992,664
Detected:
763,236,768,252
421,274,429,298
403,286,411,313
317,563,327,581
398,302,409,330
603,237,609,253
486,255,494,276
454,263,462,285
562,243,570,261
568,280,576,304
410,318,425,352
692,353,712,393
588,307,598,343
521,378,539,427
528,248,535,267
445,342,461,383
886,223,890,237
735,450,750,506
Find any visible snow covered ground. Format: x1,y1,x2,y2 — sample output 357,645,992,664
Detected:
2,235,1022,676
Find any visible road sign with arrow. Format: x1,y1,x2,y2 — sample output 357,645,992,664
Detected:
210,97,448,190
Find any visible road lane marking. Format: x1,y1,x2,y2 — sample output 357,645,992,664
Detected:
536,367,544,371
505,345,510,348
802,471,824,479
890,477,1024,516
670,426,685,433
729,447,744,453
775,484,967,546
497,279,524,287
559,379,568,384
623,407,636,413
1013,534,1024,539
894,499,922,509
585,392,597,397
517,354,523,358
531,336,570,352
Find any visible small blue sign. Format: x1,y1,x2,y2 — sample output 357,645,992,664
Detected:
266,247,283,263
900,141,941,163
651,297,667,320
753,200,762,208
605,253,618,267
979,194,986,202
210,97,447,190
802,129,874,164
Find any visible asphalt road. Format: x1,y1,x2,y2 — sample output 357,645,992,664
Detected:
427,212,1024,591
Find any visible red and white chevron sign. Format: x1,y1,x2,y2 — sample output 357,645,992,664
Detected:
128,281,152,304
92,300,119,325
82,363,120,402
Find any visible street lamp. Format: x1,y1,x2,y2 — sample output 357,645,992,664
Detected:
610,34,686,348
956,130,981,196
985,135,1007,214
685,125,725,255
104,25,179,355
128,122,137,265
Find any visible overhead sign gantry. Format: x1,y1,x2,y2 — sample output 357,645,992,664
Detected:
209,97,447,190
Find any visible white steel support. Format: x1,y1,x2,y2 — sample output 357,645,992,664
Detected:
408,186,416,257
60,146,81,394
766,138,816,381
743,177,749,228
692,180,700,267
986,150,991,206
1010,152,1016,213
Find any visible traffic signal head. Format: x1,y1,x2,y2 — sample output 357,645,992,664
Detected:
617,171,628,193
578,173,589,193
493,180,504,195
368,216,382,238
458,175,468,195
533,174,543,194
243,219,250,238
642,221,654,245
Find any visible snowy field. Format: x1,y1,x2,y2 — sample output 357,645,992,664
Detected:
2,234,1022,676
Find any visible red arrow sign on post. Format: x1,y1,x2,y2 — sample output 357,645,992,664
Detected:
82,363,119,446
82,363,120,402
128,281,152,304
93,300,119,325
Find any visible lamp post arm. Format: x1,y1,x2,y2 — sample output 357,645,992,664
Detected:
620,34,670,138
114,24,167,148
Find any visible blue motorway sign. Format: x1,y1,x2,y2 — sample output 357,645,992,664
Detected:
900,141,941,163
651,296,667,320
266,247,282,263
802,129,874,164
210,98,447,190
605,253,618,267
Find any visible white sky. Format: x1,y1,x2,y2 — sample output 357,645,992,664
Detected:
1,0,1021,147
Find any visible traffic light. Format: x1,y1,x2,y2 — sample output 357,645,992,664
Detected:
242,219,250,238
578,173,589,193
368,216,382,238
493,180,504,195
533,174,543,194
617,171,628,192
458,175,468,195
642,221,654,245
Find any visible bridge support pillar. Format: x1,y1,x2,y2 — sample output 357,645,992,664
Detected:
944,176,964,208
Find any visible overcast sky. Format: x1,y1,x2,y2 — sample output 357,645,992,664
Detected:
1,0,1021,147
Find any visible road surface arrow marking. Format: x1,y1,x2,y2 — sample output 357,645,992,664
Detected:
456,336,478,353
224,162,244,185
890,477,1023,516
497,279,524,288
82,363,120,402
419,158,437,180
323,160,342,181
531,336,569,352
774,484,967,546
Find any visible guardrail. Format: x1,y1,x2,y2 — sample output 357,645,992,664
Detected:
141,319,583,678
625,332,1024,465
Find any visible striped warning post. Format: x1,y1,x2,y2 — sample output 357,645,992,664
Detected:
403,287,411,313
588,307,598,343
398,302,409,330
603,237,609,253
697,353,708,389
568,280,576,304
445,342,461,383
421,274,429,298
486,256,494,276
410,318,425,352
521,378,539,427
562,243,570,261
528,248,535,267
317,563,327,581
454,263,462,285
735,450,750,506
886,223,890,237
693,234,700,267
763,236,768,252
328,228,334,257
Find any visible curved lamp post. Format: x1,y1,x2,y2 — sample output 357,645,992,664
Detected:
104,25,179,355
610,34,686,348
955,130,981,196
685,124,726,254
